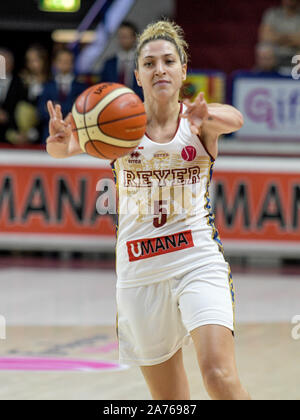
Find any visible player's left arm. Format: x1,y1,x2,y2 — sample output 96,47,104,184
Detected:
203,102,244,136
181,92,244,136
181,92,243,159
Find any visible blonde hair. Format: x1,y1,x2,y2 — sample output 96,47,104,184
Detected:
135,20,189,68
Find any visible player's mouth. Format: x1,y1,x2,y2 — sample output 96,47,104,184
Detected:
153,80,170,86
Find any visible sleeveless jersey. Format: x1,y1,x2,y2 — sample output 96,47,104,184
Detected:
111,104,220,287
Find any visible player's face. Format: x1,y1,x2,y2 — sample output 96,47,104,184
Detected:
135,40,187,101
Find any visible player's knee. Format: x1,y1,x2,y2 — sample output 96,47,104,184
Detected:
202,365,236,393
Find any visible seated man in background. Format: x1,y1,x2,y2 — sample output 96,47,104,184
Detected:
253,43,279,74
100,21,143,99
258,0,300,73
38,48,87,143
0,48,27,144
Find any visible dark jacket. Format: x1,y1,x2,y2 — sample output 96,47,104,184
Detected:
100,56,143,100
0,76,27,143
38,78,88,143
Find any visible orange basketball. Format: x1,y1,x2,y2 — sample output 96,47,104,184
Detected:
71,82,146,160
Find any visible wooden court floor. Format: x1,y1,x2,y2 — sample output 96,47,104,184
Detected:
0,265,300,400
0,323,299,400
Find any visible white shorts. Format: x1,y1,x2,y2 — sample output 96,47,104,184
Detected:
116,261,235,366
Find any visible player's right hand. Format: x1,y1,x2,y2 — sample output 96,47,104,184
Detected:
46,100,72,158
46,100,82,158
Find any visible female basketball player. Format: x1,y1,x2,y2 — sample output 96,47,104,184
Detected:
46,21,251,400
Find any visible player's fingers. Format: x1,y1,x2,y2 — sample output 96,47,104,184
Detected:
197,92,205,102
63,114,73,136
46,133,65,144
64,113,73,125
194,93,205,107
47,100,55,118
183,99,193,108
54,132,66,139
64,121,72,136
191,124,200,135
50,119,65,138
55,104,63,120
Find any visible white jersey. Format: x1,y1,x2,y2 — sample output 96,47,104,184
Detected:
111,103,223,287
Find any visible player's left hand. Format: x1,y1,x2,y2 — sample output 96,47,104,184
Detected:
181,92,210,135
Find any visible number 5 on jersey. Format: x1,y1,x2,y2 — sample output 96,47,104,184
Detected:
153,200,168,228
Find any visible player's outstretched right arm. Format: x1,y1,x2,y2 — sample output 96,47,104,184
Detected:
46,100,83,159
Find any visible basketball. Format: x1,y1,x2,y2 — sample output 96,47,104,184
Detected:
70,82,147,160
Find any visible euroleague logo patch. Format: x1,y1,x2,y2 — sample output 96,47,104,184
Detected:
181,146,196,161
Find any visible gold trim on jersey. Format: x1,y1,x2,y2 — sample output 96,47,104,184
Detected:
227,263,236,331
204,159,224,255
204,158,235,331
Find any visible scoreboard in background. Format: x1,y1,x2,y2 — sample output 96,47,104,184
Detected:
39,0,81,12
0,0,94,30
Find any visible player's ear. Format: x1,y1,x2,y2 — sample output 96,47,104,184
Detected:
134,69,142,87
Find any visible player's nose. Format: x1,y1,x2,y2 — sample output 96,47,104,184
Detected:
154,60,166,75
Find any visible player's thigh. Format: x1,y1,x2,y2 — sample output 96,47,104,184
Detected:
116,281,189,366
140,347,190,400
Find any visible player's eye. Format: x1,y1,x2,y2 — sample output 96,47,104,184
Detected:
144,62,153,67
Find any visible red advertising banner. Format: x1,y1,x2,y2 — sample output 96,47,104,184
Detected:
0,151,116,250
212,157,300,255
0,152,299,255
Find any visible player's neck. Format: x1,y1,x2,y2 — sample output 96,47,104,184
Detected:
145,98,180,128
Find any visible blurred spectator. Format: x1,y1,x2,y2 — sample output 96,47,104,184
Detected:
38,48,87,143
75,0,135,75
0,48,27,144
18,44,51,144
258,0,300,73
100,21,143,99
21,44,50,105
253,43,279,74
